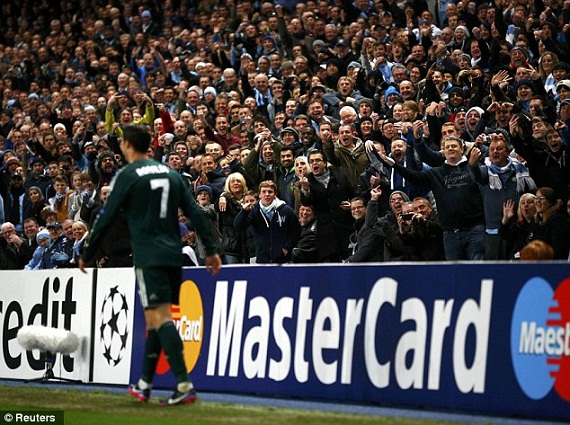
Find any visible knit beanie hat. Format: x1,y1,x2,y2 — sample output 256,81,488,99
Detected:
36,229,50,243
384,86,402,101
280,127,300,142
196,185,213,197
390,190,410,203
179,222,189,236
510,46,529,59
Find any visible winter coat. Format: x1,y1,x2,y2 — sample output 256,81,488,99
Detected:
234,199,301,263
536,211,570,260
40,234,73,269
301,169,355,260
291,219,318,263
323,139,369,186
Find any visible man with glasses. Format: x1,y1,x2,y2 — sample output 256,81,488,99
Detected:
299,150,355,262
0,222,33,269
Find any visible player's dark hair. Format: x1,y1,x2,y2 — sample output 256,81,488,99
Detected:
123,125,151,153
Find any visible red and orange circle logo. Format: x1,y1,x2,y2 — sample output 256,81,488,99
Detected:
156,280,204,374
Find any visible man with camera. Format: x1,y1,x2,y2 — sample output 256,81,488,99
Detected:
344,196,384,263
363,188,412,262
398,197,445,261
379,196,418,262
373,136,486,260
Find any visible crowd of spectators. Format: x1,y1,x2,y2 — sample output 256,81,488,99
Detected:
0,0,569,269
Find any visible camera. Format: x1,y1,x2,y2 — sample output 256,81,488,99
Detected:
400,213,414,221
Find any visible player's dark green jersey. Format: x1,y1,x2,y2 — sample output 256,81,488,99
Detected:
83,159,217,267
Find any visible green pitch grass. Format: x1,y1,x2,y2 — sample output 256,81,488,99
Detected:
0,385,467,425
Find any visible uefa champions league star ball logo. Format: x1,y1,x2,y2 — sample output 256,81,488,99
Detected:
511,277,570,401
100,286,130,366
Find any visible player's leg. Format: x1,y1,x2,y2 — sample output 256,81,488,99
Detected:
128,268,165,402
145,266,196,406
128,325,158,401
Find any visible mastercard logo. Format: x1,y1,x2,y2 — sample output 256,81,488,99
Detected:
156,280,204,375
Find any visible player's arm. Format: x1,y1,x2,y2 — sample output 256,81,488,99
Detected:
179,177,222,275
80,174,128,271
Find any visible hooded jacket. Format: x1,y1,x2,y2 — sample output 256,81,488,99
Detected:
463,106,484,142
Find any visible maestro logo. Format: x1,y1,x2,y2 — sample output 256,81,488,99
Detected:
157,280,204,374
511,277,570,401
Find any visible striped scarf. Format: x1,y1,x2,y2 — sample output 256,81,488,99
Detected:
486,157,536,194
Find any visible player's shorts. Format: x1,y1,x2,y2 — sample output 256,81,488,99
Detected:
135,266,182,308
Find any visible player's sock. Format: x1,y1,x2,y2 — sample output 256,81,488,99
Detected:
177,381,193,393
141,328,161,384
157,320,189,384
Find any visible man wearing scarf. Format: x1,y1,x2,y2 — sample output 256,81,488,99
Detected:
234,180,300,264
470,136,536,260
299,150,355,262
